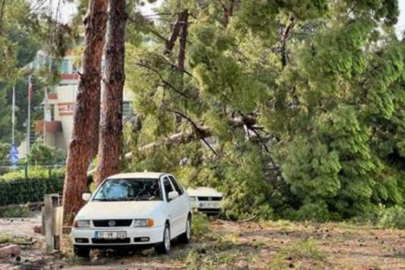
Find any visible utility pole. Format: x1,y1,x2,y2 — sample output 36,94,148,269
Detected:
11,85,15,145
26,75,32,157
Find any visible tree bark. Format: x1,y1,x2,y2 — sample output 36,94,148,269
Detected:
0,0,6,36
96,0,127,185
165,11,188,55
177,10,188,73
62,0,108,225
280,17,295,68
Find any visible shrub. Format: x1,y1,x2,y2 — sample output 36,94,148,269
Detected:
1,166,64,181
0,204,30,218
378,206,405,229
0,176,64,206
192,212,211,239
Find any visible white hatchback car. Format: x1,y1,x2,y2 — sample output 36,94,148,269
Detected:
71,172,192,257
187,187,223,215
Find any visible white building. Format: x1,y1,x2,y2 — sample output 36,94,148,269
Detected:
20,50,135,157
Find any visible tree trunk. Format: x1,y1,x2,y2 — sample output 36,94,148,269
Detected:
177,10,188,73
96,0,127,185
62,0,108,225
0,0,6,36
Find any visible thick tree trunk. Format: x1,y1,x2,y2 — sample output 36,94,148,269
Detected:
177,10,188,73
96,0,127,185
0,0,6,36
62,0,108,225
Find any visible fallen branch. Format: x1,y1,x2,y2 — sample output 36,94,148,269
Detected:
87,113,266,176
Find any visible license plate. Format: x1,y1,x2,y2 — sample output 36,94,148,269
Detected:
94,231,127,239
200,203,219,208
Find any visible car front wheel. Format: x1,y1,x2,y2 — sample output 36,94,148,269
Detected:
179,215,191,244
155,224,171,254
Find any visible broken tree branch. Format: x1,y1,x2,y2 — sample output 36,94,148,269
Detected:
168,109,218,156
280,17,295,68
165,10,188,55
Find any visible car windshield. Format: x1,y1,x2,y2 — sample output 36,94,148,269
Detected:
93,178,162,201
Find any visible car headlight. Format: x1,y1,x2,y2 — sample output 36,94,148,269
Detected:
133,219,154,227
189,197,197,201
73,220,90,228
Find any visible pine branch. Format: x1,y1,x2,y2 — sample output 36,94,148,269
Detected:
168,109,218,156
136,62,189,98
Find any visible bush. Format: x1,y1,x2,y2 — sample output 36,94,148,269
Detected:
0,204,31,218
378,206,405,229
1,166,64,181
192,212,211,239
0,176,64,206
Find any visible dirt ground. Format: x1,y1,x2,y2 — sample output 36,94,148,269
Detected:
1,214,405,270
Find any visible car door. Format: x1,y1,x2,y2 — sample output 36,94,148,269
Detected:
168,175,189,231
162,176,183,237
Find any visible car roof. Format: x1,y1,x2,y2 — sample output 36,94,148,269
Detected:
107,172,166,179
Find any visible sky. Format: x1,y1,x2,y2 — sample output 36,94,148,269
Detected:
397,0,405,36
43,0,405,36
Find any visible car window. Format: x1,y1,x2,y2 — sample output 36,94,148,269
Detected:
93,178,162,201
163,177,174,201
169,176,183,195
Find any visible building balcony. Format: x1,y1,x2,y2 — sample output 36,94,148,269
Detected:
35,120,63,133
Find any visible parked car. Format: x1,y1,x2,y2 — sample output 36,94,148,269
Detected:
187,187,223,215
70,172,192,257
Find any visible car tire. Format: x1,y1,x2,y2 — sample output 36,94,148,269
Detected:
73,245,90,258
178,215,191,244
155,224,171,254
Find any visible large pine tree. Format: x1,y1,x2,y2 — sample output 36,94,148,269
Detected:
123,0,403,221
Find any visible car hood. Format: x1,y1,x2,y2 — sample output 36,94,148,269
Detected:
187,187,223,197
76,201,165,220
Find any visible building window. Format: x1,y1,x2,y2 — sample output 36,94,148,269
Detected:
72,64,78,73
123,101,134,117
61,59,69,74
51,104,55,121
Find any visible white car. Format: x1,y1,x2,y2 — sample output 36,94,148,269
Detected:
71,172,192,257
187,187,223,215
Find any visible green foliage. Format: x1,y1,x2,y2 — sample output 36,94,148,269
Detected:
28,141,65,166
0,142,11,163
1,166,64,181
378,206,405,229
191,212,211,239
269,239,325,269
0,176,64,206
0,204,30,218
124,0,405,222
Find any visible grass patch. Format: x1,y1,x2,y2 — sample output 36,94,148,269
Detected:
269,239,326,269
0,235,10,244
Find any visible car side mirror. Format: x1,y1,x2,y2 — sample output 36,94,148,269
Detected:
82,193,92,202
168,191,179,201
